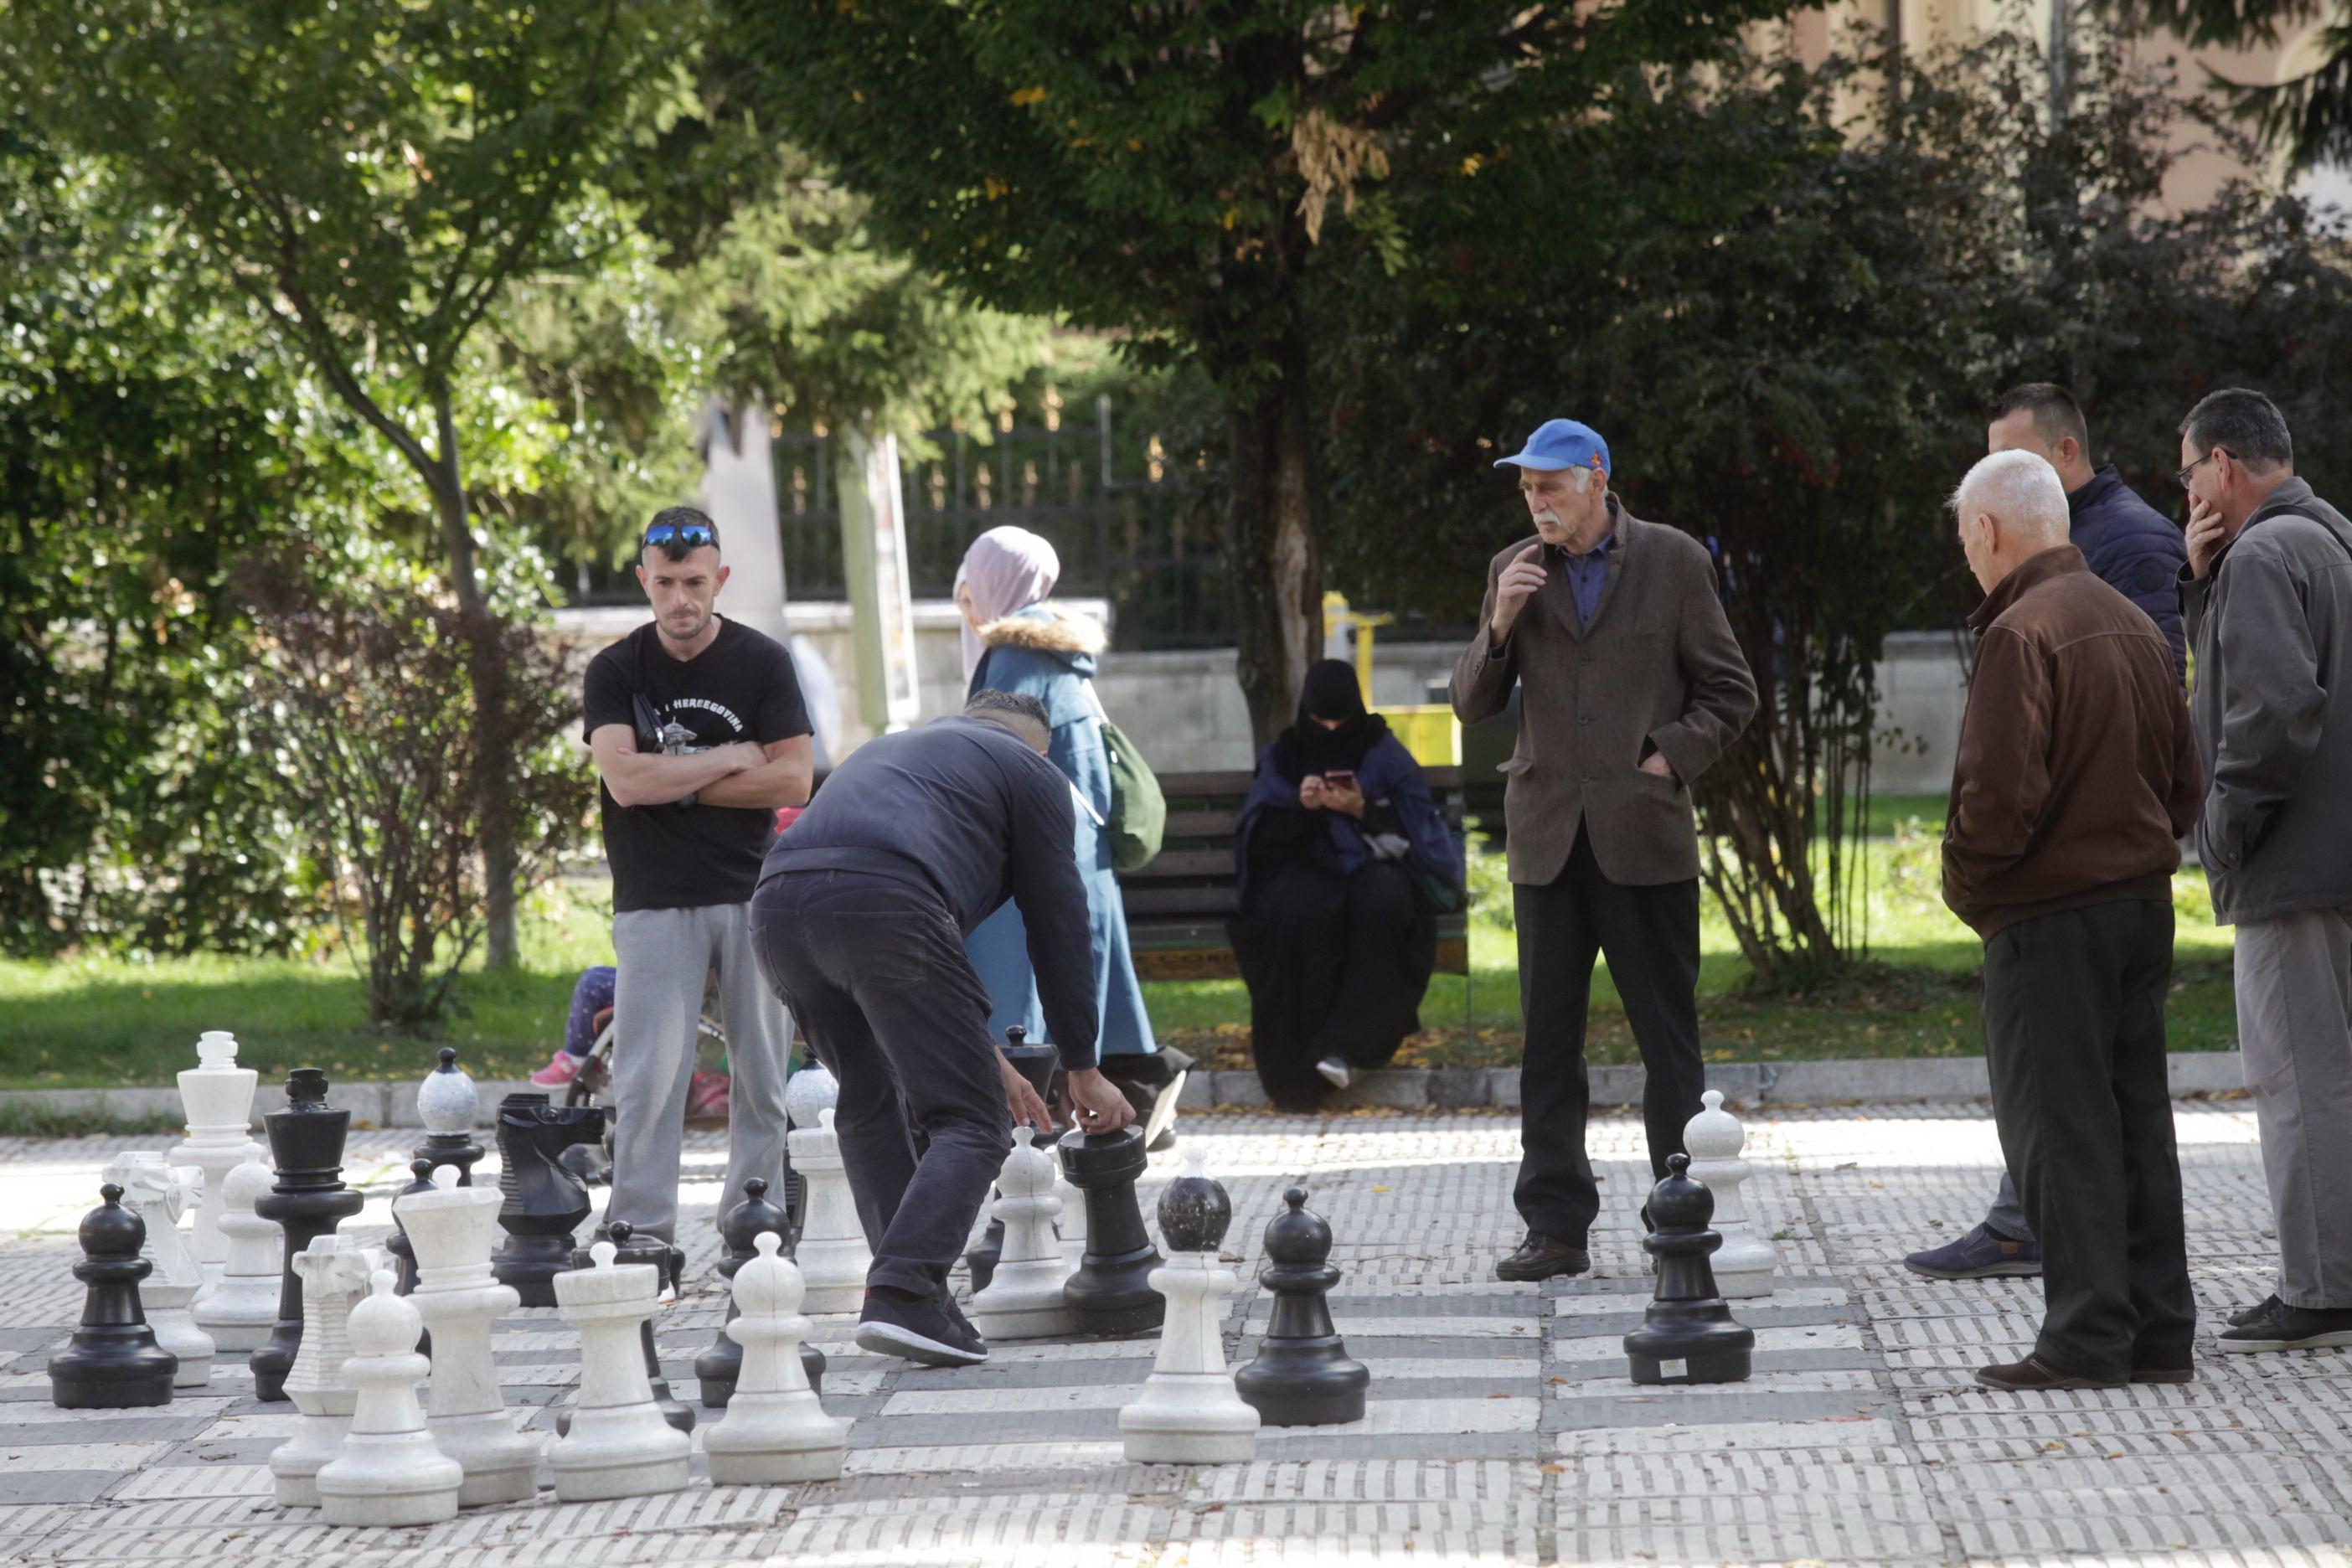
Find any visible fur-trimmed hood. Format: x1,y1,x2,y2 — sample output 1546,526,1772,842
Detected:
978,606,1106,656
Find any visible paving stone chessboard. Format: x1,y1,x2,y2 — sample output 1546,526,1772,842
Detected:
1,1105,2348,1566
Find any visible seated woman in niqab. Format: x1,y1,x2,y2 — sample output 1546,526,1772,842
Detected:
1230,660,1465,1110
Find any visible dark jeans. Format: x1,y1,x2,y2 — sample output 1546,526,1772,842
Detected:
749,869,1011,1300
1983,900,2195,1379
1513,830,1705,1245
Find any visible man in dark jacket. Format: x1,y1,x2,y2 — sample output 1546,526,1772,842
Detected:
1906,382,2192,1283
2177,389,2352,1354
1942,449,2203,1390
749,690,1136,1369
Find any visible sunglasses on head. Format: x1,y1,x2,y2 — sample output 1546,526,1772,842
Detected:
643,521,715,551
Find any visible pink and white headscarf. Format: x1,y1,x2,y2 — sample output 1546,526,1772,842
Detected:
956,525,1061,680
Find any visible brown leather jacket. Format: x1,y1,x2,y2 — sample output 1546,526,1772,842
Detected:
1450,501,1756,887
1943,545,2202,936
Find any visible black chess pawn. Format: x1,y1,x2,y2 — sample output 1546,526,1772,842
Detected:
698,1178,824,1407
1235,1186,1369,1426
556,1220,694,1436
1057,1125,1164,1336
968,1028,1061,1293
1623,1153,1755,1386
49,1184,178,1408
251,1068,365,1401
385,1158,440,1298
491,1091,606,1308
413,1047,486,1186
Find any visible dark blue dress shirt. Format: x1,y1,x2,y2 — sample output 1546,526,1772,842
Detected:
1556,530,1619,628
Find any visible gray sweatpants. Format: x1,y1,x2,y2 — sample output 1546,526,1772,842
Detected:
2235,907,2352,1309
608,902,792,1242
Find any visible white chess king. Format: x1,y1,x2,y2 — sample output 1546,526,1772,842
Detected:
173,1029,256,1288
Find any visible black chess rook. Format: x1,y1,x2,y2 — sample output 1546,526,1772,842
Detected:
250,1068,365,1401
49,1184,178,1409
1235,1186,1369,1426
1623,1153,1756,1386
1057,1125,1164,1337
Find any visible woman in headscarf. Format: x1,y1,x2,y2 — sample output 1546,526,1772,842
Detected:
955,527,1175,1137
1230,659,1465,1109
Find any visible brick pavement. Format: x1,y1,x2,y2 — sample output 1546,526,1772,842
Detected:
0,1104,2344,1565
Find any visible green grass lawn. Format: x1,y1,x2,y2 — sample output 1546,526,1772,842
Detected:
0,807,2237,1089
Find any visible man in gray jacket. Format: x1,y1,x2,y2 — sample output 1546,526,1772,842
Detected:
2178,388,2352,1354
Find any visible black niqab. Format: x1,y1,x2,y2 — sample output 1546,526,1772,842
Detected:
1270,659,1389,782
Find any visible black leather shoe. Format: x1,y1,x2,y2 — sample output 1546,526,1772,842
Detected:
1495,1231,1590,1282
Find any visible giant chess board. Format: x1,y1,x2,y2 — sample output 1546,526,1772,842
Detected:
0,1107,2344,1566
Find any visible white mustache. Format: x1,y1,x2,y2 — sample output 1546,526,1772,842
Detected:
1534,508,1564,529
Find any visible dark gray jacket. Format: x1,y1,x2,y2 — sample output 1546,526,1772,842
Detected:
2179,477,2352,923
756,715,1101,1066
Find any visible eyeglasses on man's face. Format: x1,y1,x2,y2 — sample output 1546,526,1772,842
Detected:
2176,448,2228,489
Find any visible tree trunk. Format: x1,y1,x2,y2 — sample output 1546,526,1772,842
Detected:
429,387,519,972
1222,326,1324,743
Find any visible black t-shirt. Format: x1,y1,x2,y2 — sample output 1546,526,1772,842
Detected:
581,618,811,912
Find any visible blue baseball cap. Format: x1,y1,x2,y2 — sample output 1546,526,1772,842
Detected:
1494,418,1611,475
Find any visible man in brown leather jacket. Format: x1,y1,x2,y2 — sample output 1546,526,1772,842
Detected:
1452,419,1757,1282
1942,448,2203,1391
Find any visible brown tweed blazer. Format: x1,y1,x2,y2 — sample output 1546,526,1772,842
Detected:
1450,499,1757,887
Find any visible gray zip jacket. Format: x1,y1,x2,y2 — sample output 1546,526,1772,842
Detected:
2179,477,2352,923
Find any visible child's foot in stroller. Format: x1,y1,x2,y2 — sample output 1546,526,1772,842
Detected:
687,1070,730,1120
531,1048,585,1087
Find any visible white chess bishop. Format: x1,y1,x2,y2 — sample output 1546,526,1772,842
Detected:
270,1235,384,1508
173,1029,256,1289
1683,1089,1777,1298
548,1239,691,1502
104,1152,214,1387
967,1126,1077,1339
704,1231,848,1483
195,1143,281,1351
397,1166,542,1506
787,1108,871,1315
316,1269,462,1527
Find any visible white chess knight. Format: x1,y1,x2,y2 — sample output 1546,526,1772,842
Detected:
1683,1089,1777,1298
104,1152,214,1386
397,1165,542,1507
270,1235,385,1508
1119,1149,1257,1464
173,1029,257,1288
316,1270,462,1527
704,1231,848,1484
548,1238,691,1502
196,1142,281,1351
787,1108,871,1315
967,1126,1077,1339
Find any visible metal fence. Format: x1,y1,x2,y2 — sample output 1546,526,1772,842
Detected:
772,398,1234,649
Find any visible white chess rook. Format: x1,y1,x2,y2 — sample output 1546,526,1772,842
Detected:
269,1236,383,1508
968,1127,1078,1339
1119,1250,1258,1463
1683,1089,1777,1299
196,1143,281,1351
705,1231,848,1483
398,1166,542,1507
548,1240,691,1502
316,1270,462,1527
105,1153,214,1387
787,1109,871,1316
174,1029,257,1289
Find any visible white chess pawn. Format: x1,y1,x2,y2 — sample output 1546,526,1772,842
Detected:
197,1144,282,1351
105,1152,214,1386
787,1108,871,1315
173,1029,256,1289
317,1270,462,1527
1683,1089,1777,1298
968,1127,1078,1339
705,1232,848,1483
269,1236,384,1507
1120,1149,1256,1463
398,1165,542,1507
548,1239,691,1502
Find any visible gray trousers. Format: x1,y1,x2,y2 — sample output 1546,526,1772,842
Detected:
1982,1170,2035,1244
608,903,792,1242
2235,908,2352,1309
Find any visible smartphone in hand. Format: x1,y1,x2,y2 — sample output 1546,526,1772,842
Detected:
1323,769,1356,789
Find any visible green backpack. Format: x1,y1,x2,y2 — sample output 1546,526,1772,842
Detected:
1085,684,1165,871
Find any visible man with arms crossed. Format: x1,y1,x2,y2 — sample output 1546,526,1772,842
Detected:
582,507,813,1246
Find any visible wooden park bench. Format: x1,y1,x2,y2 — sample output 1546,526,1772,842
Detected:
1117,766,1493,988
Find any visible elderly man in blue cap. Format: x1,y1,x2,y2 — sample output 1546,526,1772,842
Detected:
1452,419,1758,1281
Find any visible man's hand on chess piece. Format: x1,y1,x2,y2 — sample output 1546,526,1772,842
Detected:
1065,1068,1137,1134
998,1051,1054,1132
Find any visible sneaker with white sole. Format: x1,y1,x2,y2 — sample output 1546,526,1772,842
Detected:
856,1289,988,1367
1316,1056,1354,1090
2217,1298,2352,1354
